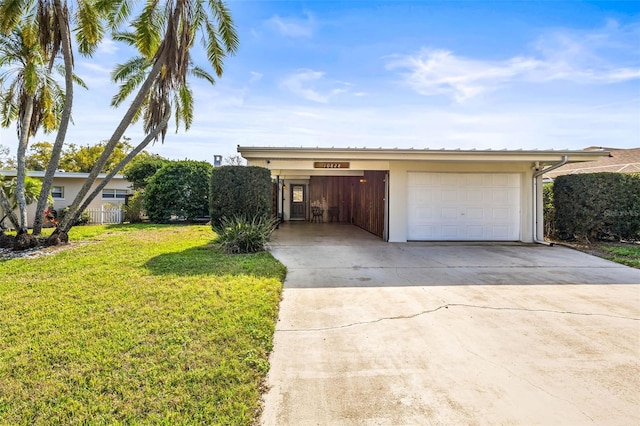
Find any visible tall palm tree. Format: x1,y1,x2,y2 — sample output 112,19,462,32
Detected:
0,21,66,234
55,0,238,235
1,0,238,238
1,0,105,235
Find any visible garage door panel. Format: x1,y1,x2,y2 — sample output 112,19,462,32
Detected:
441,191,458,202
415,207,433,220
408,172,520,241
415,190,433,203
466,191,484,202
466,208,484,220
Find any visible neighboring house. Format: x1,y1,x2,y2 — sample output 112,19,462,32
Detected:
544,147,640,180
238,147,607,243
0,170,132,228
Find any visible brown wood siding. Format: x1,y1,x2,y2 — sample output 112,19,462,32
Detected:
309,176,357,223
309,171,386,238
352,171,386,238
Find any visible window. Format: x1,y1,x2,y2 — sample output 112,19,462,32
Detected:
102,189,128,200
292,185,304,202
51,186,64,199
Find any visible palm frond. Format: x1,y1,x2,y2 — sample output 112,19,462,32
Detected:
177,82,193,130
101,0,132,31
112,30,136,45
189,65,215,85
204,20,225,77
0,0,31,34
210,0,239,54
132,1,162,59
75,0,106,55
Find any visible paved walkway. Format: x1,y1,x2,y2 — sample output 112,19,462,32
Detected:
261,223,640,425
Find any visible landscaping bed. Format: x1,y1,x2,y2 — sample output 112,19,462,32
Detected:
0,224,286,424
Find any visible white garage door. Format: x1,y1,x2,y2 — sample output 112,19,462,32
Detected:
407,172,521,241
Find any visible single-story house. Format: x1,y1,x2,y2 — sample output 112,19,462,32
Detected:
0,170,132,228
544,147,640,179
238,146,608,243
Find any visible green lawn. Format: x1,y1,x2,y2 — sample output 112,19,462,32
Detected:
601,244,640,268
0,224,286,424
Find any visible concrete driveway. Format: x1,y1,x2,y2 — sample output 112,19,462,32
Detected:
261,223,640,426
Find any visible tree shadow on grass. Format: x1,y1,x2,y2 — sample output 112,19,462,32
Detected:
144,241,286,280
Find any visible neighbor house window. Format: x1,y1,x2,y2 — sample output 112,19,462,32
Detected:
102,189,128,200
51,186,64,199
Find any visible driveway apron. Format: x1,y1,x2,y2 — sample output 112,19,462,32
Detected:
261,223,640,425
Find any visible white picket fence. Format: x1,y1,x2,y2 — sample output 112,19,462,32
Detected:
86,207,123,224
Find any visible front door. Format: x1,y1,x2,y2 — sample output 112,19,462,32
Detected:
290,184,306,220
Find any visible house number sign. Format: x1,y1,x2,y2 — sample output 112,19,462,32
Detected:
314,162,350,169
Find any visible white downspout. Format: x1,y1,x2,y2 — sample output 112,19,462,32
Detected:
532,155,568,246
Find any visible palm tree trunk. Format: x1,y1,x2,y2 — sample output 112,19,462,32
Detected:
0,187,20,230
16,96,35,234
55,47,167,234
60,102,171,232
32,1,73,236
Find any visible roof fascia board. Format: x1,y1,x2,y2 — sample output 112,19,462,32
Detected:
238,147,609,164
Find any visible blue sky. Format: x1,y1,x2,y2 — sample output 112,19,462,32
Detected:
1,0,639,163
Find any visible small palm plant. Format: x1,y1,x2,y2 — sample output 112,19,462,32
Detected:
213,215,277,254
0,175,50,230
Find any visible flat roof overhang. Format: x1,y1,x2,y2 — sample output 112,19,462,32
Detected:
238,146,610,165
0,170,124,179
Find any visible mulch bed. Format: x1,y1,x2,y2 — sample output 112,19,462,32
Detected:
0,233,77,260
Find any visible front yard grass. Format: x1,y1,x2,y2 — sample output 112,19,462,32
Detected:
600,244,640,268
555,240,640,269
0,224,286,424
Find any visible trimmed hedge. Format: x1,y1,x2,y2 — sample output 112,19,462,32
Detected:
553,173,640,241
209,166,271,227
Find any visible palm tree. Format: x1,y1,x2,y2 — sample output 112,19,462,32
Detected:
0,0,106,235
0,21,66,234
0,175,48,229
1,0,238,239
54,0,238,235
68,50,215,219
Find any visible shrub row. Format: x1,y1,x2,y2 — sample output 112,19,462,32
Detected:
552,173,640,241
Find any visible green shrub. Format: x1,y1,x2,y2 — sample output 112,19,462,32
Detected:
123,191,145,223
144,160,212,223
59,207,91,226
123,155,170,190
554,173,640,241
209,166,271,227
213,215,277,254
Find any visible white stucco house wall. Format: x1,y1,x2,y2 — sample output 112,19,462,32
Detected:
0,170,132,228
238,146,608,243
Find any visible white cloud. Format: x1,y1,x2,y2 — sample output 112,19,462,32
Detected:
266,12,315,38
96,38,118,55
388,21,640,102
77,61,113,89
280,70,350,103
249,71,263,83
387,50,542,102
